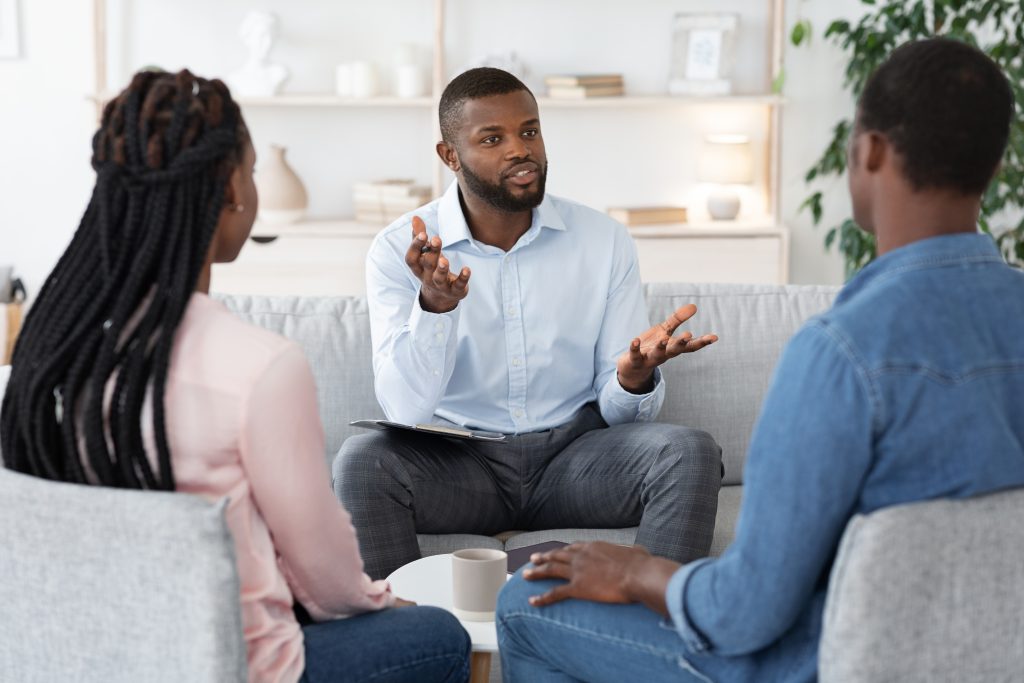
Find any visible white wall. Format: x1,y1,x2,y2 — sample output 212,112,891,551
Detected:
0,0,869,296
0,0,96,299
781,0,865,285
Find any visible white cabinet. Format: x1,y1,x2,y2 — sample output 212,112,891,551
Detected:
212,224,377,297
211,220,789,297
630,223,789,285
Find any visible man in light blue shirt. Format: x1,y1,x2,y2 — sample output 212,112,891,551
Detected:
496,39,1024,682
333,68,723,579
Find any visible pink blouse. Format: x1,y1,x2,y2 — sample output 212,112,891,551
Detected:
155,293,393,682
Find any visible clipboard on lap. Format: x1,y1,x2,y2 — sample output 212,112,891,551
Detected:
349,419,507,442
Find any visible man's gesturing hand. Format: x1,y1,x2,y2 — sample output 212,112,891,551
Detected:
616,304,718,393
522,541,680,617
405,215,471,314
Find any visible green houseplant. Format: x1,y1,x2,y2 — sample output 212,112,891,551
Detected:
792,0,1024,278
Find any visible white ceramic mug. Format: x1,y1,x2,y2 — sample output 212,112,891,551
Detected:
451,548,507,622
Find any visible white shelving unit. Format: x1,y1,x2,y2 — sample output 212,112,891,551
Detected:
91,0,789,295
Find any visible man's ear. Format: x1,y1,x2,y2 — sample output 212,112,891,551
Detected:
863,131,887,174
436,141,460,172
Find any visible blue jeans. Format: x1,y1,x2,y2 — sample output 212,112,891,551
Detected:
301,605,470,683
497,573,714,683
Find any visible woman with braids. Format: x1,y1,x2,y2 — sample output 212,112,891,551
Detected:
0,69,470,683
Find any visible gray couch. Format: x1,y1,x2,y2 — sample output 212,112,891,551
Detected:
219,282,840,558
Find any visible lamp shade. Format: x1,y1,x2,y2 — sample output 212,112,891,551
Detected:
698,134,753,185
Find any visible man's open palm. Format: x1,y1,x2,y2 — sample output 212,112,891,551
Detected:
616,304,717,392
405,215,471,313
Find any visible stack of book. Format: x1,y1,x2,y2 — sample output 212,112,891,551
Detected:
607,206,688,226
545,74,625,99
353,180,431,225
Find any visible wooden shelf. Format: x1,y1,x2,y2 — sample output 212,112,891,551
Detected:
89,92,434,108
537,94,784,108
90,93,781,109
628,220,784,239
250,218,383,239
238,95,434,108
248,217,785,241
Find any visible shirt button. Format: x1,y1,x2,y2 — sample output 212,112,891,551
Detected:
434,333,444,342
506,306,516,317
513,408,524,418
434,322,444,332
432,370,440,377
511,357,521,367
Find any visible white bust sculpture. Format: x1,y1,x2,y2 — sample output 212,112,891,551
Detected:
226,11,288,97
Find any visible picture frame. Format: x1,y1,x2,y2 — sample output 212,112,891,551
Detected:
0,0,20,59
668,13,739,96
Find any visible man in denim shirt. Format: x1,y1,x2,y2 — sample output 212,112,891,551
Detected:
497,38,1024,682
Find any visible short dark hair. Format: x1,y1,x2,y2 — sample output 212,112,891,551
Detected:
857,38,1014,194
439,67,533,144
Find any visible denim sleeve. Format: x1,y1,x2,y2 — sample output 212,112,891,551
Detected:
666,320,877,656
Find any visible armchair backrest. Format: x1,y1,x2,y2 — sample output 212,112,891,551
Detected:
820,488,1024,682
0,468,247,682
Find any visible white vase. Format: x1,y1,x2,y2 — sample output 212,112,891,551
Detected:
350,62,378,99
395,64,426,98
256,145,308,225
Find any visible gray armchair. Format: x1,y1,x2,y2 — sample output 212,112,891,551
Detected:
820,488,1024,682
0,467,247,682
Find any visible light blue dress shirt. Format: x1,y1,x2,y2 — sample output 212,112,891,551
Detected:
365,181,664,434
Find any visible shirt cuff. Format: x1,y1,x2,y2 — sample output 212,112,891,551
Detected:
666,558,714,653
408,289,460,353
606,367,664,421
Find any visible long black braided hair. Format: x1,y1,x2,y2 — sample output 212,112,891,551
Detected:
1,69,248,490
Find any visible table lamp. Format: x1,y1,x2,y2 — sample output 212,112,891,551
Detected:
698,134,753,220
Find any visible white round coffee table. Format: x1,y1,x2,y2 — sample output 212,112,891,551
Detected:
388,553,503,682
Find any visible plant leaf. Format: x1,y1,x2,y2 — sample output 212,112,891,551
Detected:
791,21,808,46
772,68,786,94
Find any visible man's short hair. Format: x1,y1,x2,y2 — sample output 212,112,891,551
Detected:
439,67,533,145
858,38,1014,194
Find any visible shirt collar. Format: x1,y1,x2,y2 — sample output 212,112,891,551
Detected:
837,232,1004,304
436,181,567,250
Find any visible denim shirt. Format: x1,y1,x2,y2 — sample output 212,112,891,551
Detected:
665,233,1024,682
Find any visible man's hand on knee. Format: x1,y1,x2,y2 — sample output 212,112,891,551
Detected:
522,541,681,617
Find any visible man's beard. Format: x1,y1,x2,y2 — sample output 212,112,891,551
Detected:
461,160,548,213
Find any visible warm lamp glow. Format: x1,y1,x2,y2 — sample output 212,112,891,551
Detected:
698,134,754,185
698,134,753,220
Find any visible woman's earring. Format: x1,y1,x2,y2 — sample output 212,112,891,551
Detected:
227,203,245,213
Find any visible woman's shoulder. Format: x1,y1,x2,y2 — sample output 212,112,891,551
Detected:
171,294,307,394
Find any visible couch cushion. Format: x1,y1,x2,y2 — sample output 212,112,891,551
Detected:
504,527,637,551
418,486,742,560
417,533,504,557
644,283,837,484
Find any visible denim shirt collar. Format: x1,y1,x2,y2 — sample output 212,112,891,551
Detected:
437,181,567,253
836,232,1004,306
